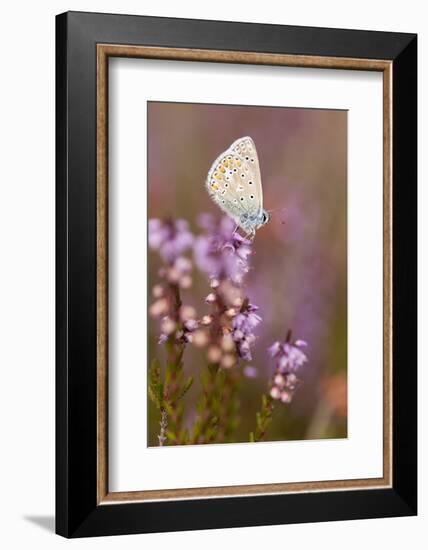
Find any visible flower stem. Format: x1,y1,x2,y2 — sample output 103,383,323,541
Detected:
158,408,168,446
250,393,275,442
217,368,241,442
190,363,221,444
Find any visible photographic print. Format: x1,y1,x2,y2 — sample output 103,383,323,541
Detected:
57,14,417,536
147,101,347,447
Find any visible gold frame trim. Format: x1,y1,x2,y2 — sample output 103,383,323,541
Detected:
96,44,393,504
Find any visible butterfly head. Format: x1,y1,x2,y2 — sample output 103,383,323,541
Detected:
260,209,270,227
239,209,270,237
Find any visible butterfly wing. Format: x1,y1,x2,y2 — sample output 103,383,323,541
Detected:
206,136,263,230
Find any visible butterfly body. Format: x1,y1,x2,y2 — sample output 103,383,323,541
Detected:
239,209,270,234
205,136,269,238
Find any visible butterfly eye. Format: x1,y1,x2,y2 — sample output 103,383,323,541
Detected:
224,183,229,187
240,197,244,201
248,181,253,185
250,195,254,199
250,158,254,162
241,174,245,178
245,156,249,160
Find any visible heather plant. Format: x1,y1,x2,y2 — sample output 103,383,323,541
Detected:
148,214,308,446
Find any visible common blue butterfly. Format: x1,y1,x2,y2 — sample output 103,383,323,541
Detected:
206,136,269,238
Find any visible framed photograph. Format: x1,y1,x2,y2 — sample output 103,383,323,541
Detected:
56,11,417,538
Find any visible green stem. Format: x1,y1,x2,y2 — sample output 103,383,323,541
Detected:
250,393,275,442
190,363,221,444
158,408,168,446
217,368,240,443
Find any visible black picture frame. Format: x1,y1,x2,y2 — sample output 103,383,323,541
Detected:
56,10,417,538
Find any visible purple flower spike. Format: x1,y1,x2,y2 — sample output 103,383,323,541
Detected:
231,301,261,362
268,335,308,403
281,342,308,372
193,215,252,283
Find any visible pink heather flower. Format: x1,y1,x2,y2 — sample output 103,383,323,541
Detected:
231,302,261,362
193,214,252,283
268,336,307,403
270,387,281,400
184,319,198,331
205,293,216,304
268,339,308,371
267,341,281,357
149,218,194,264
233,305,262,333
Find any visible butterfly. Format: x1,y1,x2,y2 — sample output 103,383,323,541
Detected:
205,136,269,239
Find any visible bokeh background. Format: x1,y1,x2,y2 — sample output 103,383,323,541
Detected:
147,101,347,445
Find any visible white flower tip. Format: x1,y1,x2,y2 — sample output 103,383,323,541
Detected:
295,339,308,347
205,293,216,304
270,387,281,400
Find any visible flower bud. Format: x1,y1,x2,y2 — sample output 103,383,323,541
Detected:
221,334,235,352
210,278,220,289
152,284,164,298
179,274,192,289
184,319,198,331
167,266,181,283
280,391,292,403
192,330,209,348
149,298,168,317
286,373,298,385
205,293,216,304
180,305,197,322
221,354,236,369
270,387,281,400
207,346,222,363
274,374,285,387
174,256,192,274
160,317,177,336
201,315,213,326
225,308,237,318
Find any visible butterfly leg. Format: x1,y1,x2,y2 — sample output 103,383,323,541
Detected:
242,229,255,242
